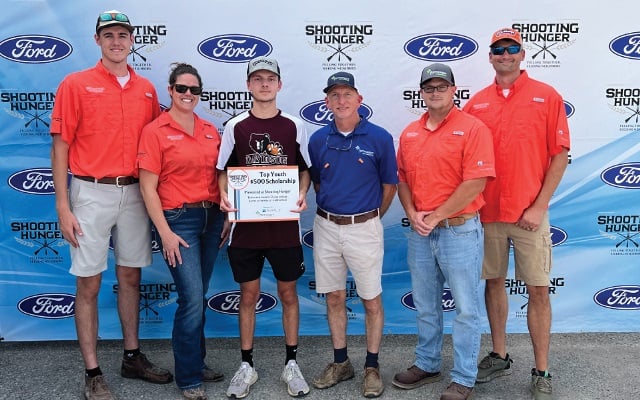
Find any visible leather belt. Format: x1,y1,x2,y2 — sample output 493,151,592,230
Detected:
316,208,379,225
184,200,215,209
74,175,138,187
436,212,478,228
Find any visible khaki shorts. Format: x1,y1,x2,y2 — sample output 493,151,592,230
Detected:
68,177,152,277
482,213,552,286
312,214,383,300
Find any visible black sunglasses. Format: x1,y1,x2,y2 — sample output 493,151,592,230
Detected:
173,84,202,95
490,45,522,55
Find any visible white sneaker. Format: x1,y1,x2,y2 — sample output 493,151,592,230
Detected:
226,362,258,399
281,360,310,397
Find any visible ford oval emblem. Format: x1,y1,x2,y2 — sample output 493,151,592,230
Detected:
600,163,640,189
564,101,575,118
8,168,56,195
401,289,456,312
594,286,640,310
18,293,75,319
208,290,278,314
198,34,272,63
302,230,313,248
299,100,373,126
0,35,72,64
549,226,568,246
609,32,640,60
404,33,478,61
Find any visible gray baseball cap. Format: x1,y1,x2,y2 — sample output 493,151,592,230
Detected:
420,63,455,86
247,57,280,78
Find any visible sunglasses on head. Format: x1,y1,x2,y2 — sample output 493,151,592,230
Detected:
99,12,130,23
490,44,522,55
173,84,202,95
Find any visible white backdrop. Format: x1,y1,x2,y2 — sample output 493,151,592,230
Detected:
1,0,639,341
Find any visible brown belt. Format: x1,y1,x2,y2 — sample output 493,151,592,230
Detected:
436,212,478,228
74,175,138,186
316,208,379,225
184,201,216,209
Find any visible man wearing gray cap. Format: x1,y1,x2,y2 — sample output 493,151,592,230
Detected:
393,63,495,400
217,56,311,399
308,71,398,398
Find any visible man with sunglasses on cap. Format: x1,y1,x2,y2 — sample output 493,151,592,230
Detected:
217,57,311,399
51,9,172,400
464,28,570,400
307,72,398,398
393,63,495,400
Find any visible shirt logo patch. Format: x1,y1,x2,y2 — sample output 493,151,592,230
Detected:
167,135,184,140
471,102,489,109
85,86,104,93
533,97,545,103
452,130,464,136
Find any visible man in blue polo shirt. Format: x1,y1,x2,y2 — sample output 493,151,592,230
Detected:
308,71,398,398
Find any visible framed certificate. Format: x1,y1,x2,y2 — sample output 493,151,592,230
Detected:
226,166,300,222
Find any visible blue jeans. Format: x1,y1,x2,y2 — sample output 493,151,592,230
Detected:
162,206,224,390
406,216,483,387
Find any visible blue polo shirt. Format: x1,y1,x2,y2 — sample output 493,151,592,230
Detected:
308,117,398,215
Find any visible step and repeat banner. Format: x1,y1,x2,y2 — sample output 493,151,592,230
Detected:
1,0,639,341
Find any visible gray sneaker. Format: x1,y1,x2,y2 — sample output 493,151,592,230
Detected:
312,358,355,389
84,375,114,400
476,352,513,383
281,360,310,397
182,386,208,400
226,362,258,399
530,369,552,400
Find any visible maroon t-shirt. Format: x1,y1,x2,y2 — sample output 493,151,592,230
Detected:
217,110,310,248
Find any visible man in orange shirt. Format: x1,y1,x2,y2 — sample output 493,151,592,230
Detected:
464,28,570,400
50,10,172,400
393,63,495,400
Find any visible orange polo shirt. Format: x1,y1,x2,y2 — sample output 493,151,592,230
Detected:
137,112,221,210
464,71,571,223
397,107,495,215
50,60,160,178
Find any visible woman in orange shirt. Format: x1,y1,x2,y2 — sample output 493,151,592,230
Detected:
138,63,226,400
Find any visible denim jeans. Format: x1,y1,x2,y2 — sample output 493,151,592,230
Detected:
406,216,483,387
162,206,224,389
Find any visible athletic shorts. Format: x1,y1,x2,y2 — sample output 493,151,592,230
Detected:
312,215,383,300
227,246,305,283
482,213,552,286
68,177,152,277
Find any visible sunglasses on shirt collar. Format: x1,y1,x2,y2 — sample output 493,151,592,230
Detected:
173,84,202,95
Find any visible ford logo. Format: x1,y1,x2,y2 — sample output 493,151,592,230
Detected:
208,290,277,315
594,286,640,310
0,35,72,64
8,168,58,195
404,33,478,61
609,32,640,60
564,101,575,118
18,293,75,319
549,226,568,247
302,230,313,248
198,34,272,63
401,289,456,312
300,100,373,126
600,163,640,189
